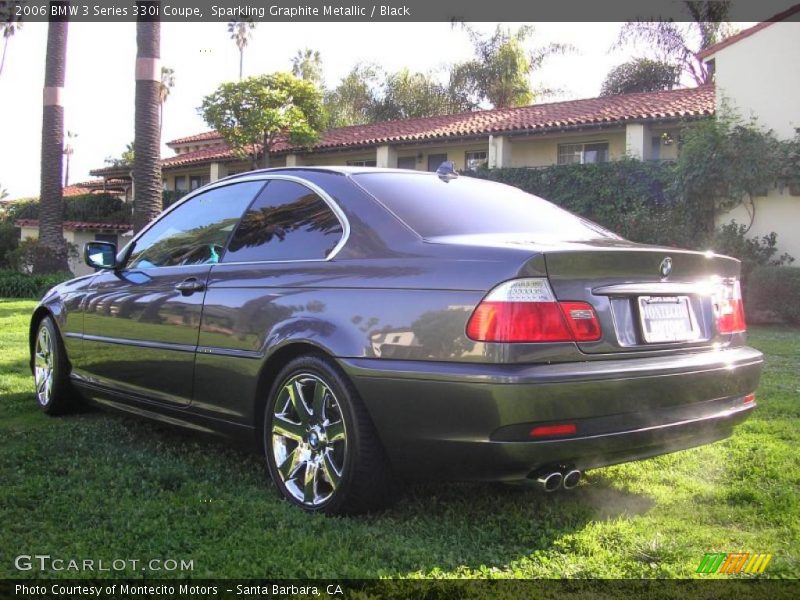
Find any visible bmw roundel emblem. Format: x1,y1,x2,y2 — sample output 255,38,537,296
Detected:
659,257,673,278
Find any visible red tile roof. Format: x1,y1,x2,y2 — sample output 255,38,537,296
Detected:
697,4,800,60
161,143,239,168
15,219,132,232
162,86,714,169
62,184,93,197
167,131,224,146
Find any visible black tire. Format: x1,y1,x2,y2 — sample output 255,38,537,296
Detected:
263,354,393,515
32,316,76,415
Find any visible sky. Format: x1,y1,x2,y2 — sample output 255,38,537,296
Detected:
0,20,749,199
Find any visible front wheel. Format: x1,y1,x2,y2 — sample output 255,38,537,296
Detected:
263,355,392,515
33,316,76,415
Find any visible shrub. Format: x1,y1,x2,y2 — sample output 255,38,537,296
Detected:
5,238,78,275
0,220,18,269
745,266,800,325
706,221,794,283
471,160,697,247
0,270,72,299
7,193,131,224
163,189,188,208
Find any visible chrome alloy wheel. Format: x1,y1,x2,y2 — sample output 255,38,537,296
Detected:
271,373,347,507
34,325,54,406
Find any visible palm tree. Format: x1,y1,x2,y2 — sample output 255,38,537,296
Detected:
63,130,77,187
159,66,175,140
38,2,69,273
133,4,163,233
291,48,323,86
0,16,21,78
615,1,734,86
228,20,256,80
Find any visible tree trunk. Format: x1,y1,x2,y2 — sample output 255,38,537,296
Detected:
133,1,163,234
239,49,243,80
0,35,9,78
38,2,69,273
262,133,270,169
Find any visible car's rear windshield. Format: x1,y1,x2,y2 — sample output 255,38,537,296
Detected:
352,172,618,241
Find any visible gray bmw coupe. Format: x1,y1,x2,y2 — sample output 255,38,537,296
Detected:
29,167,762,514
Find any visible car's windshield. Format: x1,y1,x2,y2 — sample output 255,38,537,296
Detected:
352,172,619,241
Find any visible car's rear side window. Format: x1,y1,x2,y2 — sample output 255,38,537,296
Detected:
352,172,617,240
222,180,344,263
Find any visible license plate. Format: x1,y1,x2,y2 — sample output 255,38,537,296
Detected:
638,296,700,343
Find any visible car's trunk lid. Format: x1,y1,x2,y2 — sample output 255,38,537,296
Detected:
542,246,740,354
426,234,741,355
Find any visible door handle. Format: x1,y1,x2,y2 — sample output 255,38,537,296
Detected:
174,278,205,294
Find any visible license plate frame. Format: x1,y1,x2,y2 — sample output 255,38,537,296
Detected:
638,295,700,344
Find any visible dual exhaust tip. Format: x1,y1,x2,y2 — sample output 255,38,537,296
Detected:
536,468,582,492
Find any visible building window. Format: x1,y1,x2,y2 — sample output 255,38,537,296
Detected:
465,151,488,171
427,153,448,171
346,159,377,167
189,175,206,190
557,142,609,165
174,176,187,192
397,156,416,170
94,233,117,244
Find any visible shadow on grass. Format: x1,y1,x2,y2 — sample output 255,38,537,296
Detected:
0,400,656,577
0,302,35,320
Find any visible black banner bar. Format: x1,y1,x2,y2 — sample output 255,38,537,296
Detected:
2,579,800,600
1,0,799,23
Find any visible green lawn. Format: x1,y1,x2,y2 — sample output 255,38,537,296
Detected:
1,298,798,579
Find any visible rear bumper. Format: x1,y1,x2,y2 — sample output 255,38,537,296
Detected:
340,346,763,480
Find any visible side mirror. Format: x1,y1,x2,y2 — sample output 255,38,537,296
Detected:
84,241,117,270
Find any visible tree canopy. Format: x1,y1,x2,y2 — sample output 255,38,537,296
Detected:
200,72,325,168
453,25,570,108
319,25,566,127
600,58,680,96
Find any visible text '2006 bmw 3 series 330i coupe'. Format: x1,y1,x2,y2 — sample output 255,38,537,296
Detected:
30,166,762,514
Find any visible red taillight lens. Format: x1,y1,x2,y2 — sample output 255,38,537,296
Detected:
530,423,577,438
466,279,602,343
559,301,603,342
714,279,746,334
743,393,755,404
466,301,573,342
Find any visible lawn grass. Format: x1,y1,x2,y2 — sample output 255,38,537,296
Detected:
1,298,798,579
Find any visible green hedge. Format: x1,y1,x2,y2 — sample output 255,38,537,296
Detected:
9,193,131,225
745,266,800,325
470,159,696,247
0,271,72,299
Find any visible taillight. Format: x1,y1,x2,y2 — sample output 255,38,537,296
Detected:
466,278,602,343
714,279,746,334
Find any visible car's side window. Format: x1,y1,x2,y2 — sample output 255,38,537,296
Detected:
126,182,265,269
222,180,345,263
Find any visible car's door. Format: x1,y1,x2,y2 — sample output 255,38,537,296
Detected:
192,178,347,422
79,180,266,406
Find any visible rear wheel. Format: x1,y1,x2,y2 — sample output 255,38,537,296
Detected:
263,355,392,514
33,316,76,415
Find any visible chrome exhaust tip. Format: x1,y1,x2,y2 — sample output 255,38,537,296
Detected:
536,471,563,492
562,469,582,490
